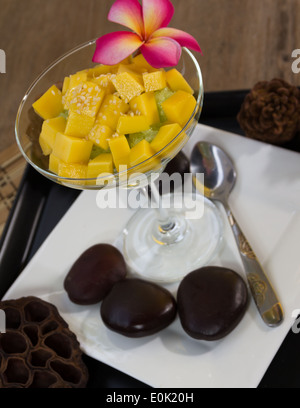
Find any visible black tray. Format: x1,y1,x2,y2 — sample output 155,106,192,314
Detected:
1,90,300,388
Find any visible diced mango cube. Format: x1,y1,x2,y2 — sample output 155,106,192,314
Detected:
88,65,115,78
32,85,63,120
68,70,88,90
49,153,62,174
165,69,194,94
39,137,51,157
129,139,161,177
58,163,88,185
116,64,136,74
143,71,166,92
88,124,113,150
65,111,95,138
109,135,131,171
129,139,153,166
151,123,187,157
119,55,134,65
161,90,197,127
130,92,160,125
131,54,158,72
92,74,116,95
96,94,129,130
87,153,114,178
66,81,105,118
53,132,93,163
62,76,70,95
111,72,144,102
97,110,119,131
87,57,132,78
39,116,67,155
117,63,148,75
102,94,129,114
62,70,89,109
116,114,150,135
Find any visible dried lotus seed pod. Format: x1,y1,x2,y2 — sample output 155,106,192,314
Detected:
0,296,88,388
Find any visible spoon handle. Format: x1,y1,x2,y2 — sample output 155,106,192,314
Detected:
224,203,284,327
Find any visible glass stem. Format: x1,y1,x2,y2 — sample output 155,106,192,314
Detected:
149,182,176,232
142,181,187,245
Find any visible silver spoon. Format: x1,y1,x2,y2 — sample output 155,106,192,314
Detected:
190,141,284,327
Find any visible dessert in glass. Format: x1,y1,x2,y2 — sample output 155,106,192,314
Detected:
15,0,223,282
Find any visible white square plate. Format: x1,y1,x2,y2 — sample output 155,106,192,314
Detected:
3,124,300,388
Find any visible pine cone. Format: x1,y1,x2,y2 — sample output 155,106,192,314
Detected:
237,78,300,144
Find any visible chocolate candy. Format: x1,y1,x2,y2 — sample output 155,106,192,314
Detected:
177,267,248,341
64,244,127,305
101,278,177,338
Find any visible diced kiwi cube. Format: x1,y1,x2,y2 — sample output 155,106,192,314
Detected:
154,87,174,122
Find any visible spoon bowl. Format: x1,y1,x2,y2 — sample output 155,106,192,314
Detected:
191,142,236,202
190,141,284,328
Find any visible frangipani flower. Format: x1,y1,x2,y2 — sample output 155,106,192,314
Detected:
92,0,201,69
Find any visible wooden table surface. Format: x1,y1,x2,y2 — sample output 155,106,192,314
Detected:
0,0,300,234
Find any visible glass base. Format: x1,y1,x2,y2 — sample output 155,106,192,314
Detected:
123,193,223,283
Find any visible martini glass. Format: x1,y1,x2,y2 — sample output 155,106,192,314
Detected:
15,39,223,283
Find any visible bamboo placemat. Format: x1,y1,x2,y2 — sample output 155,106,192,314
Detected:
0,144,26,237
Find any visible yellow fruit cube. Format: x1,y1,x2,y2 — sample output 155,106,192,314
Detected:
151,123,186,157
66,81,105,118
143,70,166,92
88,124,113,150
32,85,63,120
53,132,93,163
165,69,194,94
116,114,150,135
87,65,114,78
58,163,88,185
116,64,135,74
62,71,89,109
109,135,131,171
111,71,144,102
96,94,129,130
161,90,197,127
117,63,148,75
129,92,160,125
119,56,133,65
92,74,116,95
62,76,70,95
49,153,62,174
97,109,119,131
39,137,51,157
131,54,157,72
68,70,88,90
65,111,95,138
87,57,132,78
39,116,67,155
102,94,130,113
87,153,114,178
39,136,52,156
129,139,153,166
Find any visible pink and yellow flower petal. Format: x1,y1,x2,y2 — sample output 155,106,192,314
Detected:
151,27,202,53
108,0,144,36
142,0,174,39
92,31,143,66
140,37,181,68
